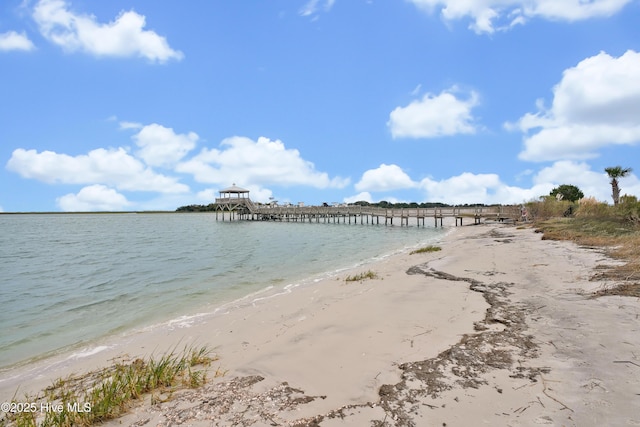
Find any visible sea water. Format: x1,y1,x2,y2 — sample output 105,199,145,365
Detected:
0,213,446,373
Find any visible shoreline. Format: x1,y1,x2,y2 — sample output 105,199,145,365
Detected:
0,223,450,402
3,223,639,426
0,214,448,378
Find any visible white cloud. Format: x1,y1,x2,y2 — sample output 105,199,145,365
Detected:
353,165,551,204
513,50,640,162
6,147,189,193
388,88,480,139
299,0,336,17
350,163,636,206
413,162,639,205
417,164,638,205
0,30,35,51
355,164,417,192
33,0,183,62
119,121,143,130
132,123,198,168
237,185,274,204
57,184,130,211
534,161,605,189
356,163,639,205
344,192,373,204
196,188,216,202
176,136,350,189
408,0,632,34
533,160,640,202
420,172,504,204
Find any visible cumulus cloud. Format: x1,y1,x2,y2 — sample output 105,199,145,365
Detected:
351,165,549,204
6,147,189,193
348,162,637,205
33,0,183,62
176,136,350,189
132,124,198,168
388,88,480,139
414,162,638,205
0,31,35,51
57,184,130,211
344,192,373,204
512,50,640,162
533,160,640,202
408,0,632,34
355,164,417,192
419,172,504,204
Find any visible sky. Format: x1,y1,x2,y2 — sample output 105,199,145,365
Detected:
2,0,640,212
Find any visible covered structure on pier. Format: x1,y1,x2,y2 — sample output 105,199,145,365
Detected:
214,184,256,219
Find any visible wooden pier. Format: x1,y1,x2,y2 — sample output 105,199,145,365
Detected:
213,185,520,227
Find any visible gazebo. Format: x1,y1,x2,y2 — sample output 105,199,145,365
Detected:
214,184,255,220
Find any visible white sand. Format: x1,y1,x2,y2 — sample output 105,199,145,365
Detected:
2,223,639,426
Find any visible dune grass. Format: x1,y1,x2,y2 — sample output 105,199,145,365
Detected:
409,245,441,255
532,213,640,298
345,270,378,282
2,346,220,427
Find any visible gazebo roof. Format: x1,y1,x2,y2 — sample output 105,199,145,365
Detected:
219,184,249,194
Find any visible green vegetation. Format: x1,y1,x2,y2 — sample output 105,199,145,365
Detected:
176,203,218,212
409,245,442,255
525,194,640,224
605,165,633,205
1,346,220,427
549,184,584,202
527,196,640,298
345,270,378,282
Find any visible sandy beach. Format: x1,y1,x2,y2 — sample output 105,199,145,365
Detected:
2,223,639,426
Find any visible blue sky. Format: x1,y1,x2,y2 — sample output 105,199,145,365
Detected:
2,0,640,212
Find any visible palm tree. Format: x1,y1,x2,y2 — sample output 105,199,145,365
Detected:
605,166,633,205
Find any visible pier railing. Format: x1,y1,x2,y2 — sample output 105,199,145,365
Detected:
214,203,521,227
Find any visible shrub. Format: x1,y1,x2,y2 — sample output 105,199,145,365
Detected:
575,197,610,218
525,197,573,220
616,195,640,223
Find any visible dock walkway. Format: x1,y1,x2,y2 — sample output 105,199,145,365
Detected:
214,199,520,227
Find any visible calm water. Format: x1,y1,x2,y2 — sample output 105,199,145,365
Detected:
0,213,446,372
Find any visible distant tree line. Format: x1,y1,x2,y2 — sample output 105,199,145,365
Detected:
176,204,217,212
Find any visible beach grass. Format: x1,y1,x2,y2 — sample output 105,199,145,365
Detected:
409,245,442,255
345,270,378,282
2,346,218,427
532,210,640,298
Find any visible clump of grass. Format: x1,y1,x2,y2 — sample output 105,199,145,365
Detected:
533,216,640,298
345,270,378,282
591,282,640,298
2,345,219,427
409,245,441,255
